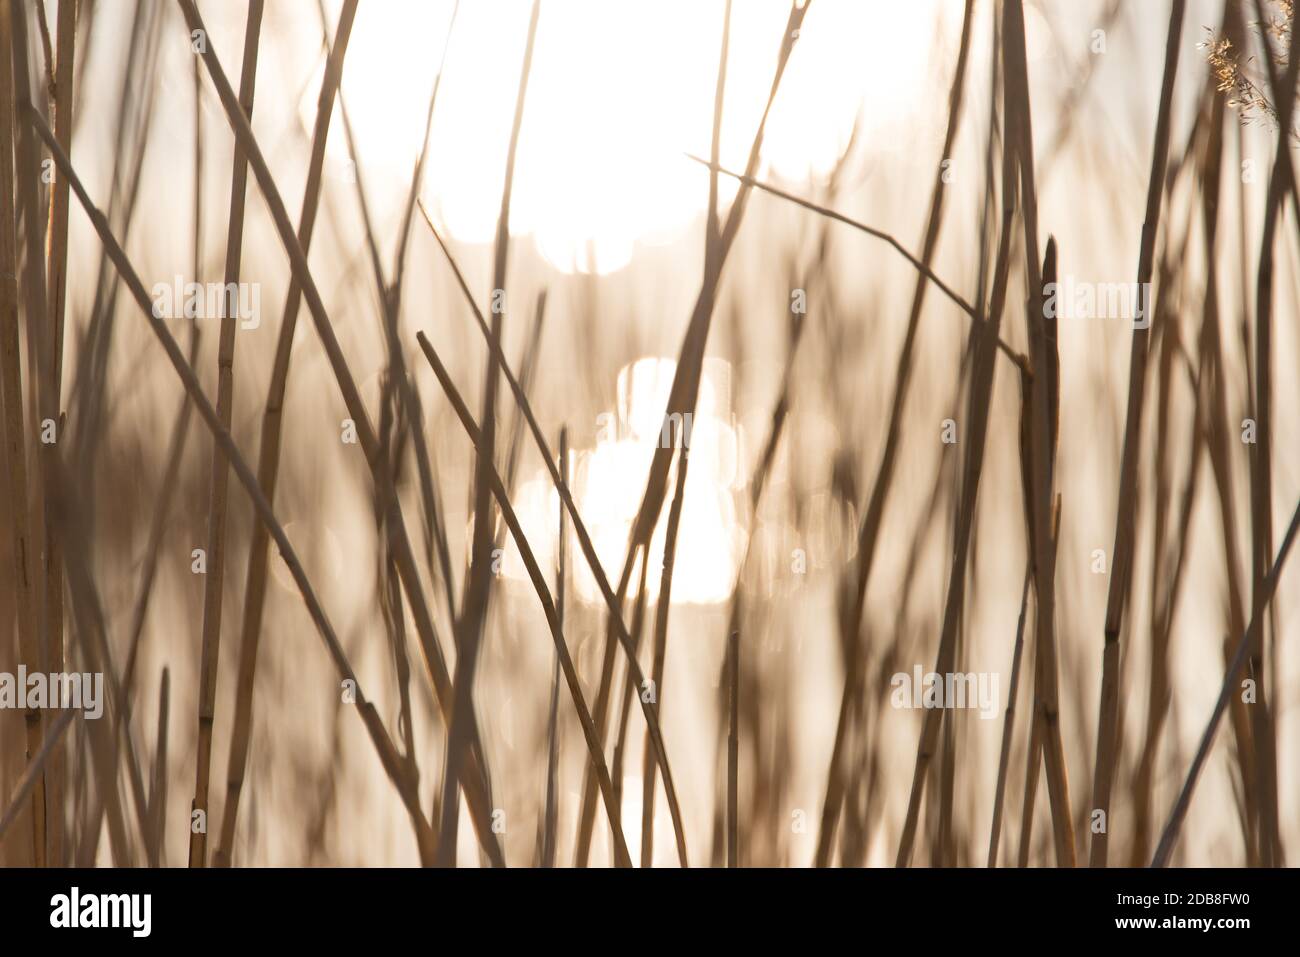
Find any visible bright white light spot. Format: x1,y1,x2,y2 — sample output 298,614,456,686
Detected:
500,357,746,605
313,0,941,274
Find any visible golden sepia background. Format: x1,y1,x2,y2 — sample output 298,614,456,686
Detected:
0,0,1297,867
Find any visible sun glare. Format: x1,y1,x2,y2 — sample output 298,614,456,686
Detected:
315,0,940,275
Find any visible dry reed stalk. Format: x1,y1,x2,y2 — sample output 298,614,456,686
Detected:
573,604,631,865
381,551,420,798
390,0,459,302
36,9,169,869
987,563,1031,866
418,209,690,866
78,327,199,866
43,494,152,865
687,159,1023,367
184,25,212,871
1145,344,1210,832
1152,491,1300,866
43,0,73,388
66,1,161,498
0,0,45,868
540,429,568,869
384,1,461,628
1088,0,1186,867
726,628,739,867
437,0,540,866
7,5,47,603
10,0,50,394
713,276,813,865
328,31,458,648
41,0,75,868
609,552,651,813
1129,221,1205,865
1242,0,1300,868
503,292,547,495
1126,335,1179,865
575,0,731,860
190,0,263,869
424,213,649,823
1012,418,1066,866
585,0,808,866
540,646,560,866
640,442,689,867
895,43,1012,862
84,326,203,868
148,668,169,867
705,156,836,869
936,668,958,866
0,707,75,842
31,0,53,100
416,332,633,866
1121,240,1182,863
1016,686,1043,867
847,659,894,866
573,0,810,867
808,0,977,866
710,208,839,864
354,15,467,685
176,0,502,866
0,374,21,869
1195,51,1258,859
1004,0,1079,866
213,0,360,865
52,336,184,863
311,0,434,820
580,618,625,852
29,102,439,864
1231,114,1253,406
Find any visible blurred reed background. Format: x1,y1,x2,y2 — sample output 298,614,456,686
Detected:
0,0,1298,867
